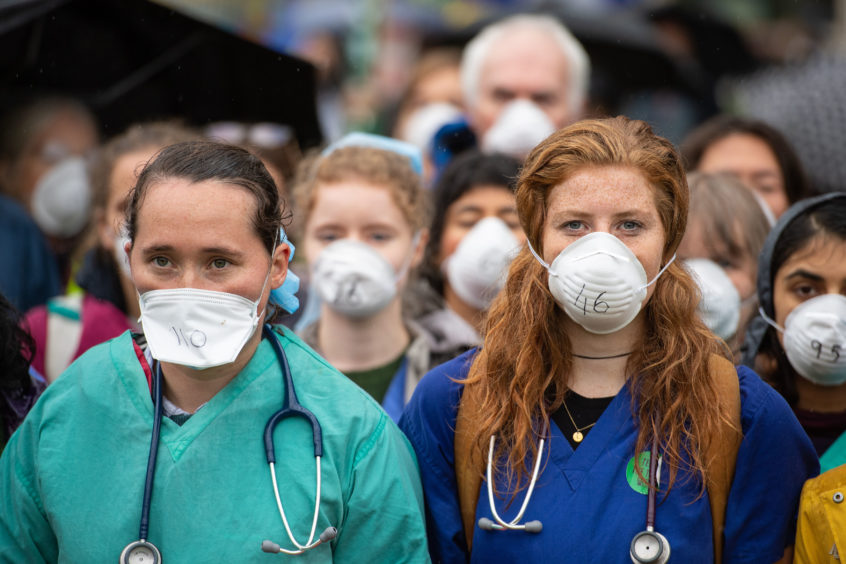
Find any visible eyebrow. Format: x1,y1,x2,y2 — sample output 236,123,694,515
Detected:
550,208,652,218
783,269,825,282
453,205,517,217
140,244,245,258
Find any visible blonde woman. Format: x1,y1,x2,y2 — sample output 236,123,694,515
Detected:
295,136,435,421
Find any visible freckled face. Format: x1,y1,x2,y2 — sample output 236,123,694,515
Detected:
773,237,846,348
542,166,667,302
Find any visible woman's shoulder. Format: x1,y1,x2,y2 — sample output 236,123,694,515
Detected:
399,348,477,447
736,363,796,429
411,348,477,408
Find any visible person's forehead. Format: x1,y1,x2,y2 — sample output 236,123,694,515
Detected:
480,30,568,85
139,178,256,221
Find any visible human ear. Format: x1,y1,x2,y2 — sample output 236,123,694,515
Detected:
410,228,429,270
270,242,291,290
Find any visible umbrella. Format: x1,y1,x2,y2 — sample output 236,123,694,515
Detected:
0,0,322,149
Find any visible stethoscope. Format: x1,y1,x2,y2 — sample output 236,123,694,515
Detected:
120,325,336,563
478,423,670,564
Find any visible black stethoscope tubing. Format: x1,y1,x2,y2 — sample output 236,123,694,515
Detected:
263,325,323,460
140,358,163,543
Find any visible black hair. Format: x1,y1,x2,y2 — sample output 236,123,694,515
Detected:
422,149,521,295
0,293,34,390
756,196,846,404
126,140,286,254
0,292,42,446
681,115,811,205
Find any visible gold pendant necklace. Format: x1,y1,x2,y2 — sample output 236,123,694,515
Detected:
562,398,597,443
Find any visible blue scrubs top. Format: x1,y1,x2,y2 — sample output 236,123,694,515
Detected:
400,350,819,563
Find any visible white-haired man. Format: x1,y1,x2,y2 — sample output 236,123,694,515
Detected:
431,14,590,165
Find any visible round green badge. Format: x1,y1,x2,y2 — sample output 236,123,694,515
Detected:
626,451,660,495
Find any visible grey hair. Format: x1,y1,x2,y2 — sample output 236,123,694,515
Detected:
460,14,590,116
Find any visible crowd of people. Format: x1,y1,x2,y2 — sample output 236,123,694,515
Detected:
0,11,844,563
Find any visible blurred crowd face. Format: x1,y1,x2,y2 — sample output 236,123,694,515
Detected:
99,148,157,259
6,109,97,209
469,29,574,140
303,181,422,281
773,236,846,347
696,133,789,218
405,66,462,115
437,185,524,267
678,216,757,303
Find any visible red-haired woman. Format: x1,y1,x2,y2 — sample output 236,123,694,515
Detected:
400,117,817,563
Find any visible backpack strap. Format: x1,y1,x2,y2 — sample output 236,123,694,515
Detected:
455,353,742,561
704,354,743,564
455,379,484,552
44,294,85,383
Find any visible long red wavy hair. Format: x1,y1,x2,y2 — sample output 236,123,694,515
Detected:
463,116,730,496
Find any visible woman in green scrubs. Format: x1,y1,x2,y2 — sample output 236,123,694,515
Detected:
0,141,428,563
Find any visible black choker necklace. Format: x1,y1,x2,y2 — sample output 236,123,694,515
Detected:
572,351,633,360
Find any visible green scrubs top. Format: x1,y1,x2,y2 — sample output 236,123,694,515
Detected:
0,328,429,563
820,431,846,473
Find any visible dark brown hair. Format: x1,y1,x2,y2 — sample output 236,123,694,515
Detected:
126,140,285,254
681,115,810,204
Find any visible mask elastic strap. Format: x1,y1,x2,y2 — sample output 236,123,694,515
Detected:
526,239,552,271
757,305,785,334
395,230,424,283
640,254,676,290
254,231,281,318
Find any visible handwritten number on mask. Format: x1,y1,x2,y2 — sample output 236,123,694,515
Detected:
171,326,207,349
573,284,610,315
811,340,843,363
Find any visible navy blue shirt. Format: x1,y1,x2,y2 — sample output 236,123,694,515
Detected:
400,350,819,563
0,195,60,312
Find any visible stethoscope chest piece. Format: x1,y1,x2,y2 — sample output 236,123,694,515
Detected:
120,539,161,564
630,529,670,564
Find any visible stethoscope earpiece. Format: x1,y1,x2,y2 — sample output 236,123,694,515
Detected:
630,529,670,564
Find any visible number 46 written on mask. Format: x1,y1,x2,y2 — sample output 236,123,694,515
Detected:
573,283,610,315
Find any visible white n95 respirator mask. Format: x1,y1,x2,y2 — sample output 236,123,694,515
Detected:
113,227,132,279
760,294,846,386
443,217,521,310
138,288,267,369
312,238,416,319
684,258,741,341
31,157,92,237
137,238,276,369
528,232,674,335
481,99,556,159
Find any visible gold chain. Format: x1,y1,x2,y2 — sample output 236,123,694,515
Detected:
562,398,597,443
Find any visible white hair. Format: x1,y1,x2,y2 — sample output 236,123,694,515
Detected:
460,14,590,117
